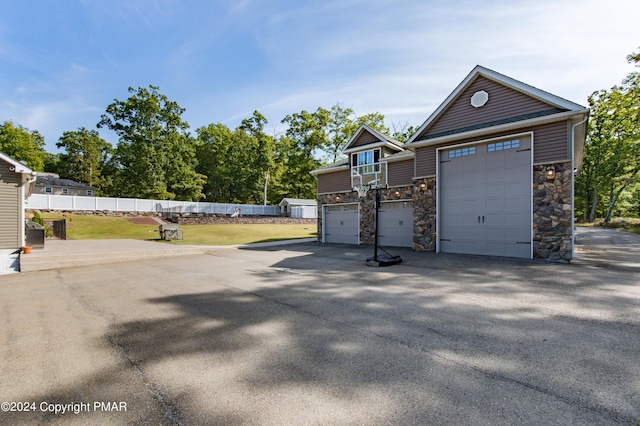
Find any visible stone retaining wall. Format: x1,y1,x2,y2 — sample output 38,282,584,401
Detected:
164,214,316,225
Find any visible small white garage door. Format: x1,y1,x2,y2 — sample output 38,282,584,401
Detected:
378,201,413,247
324,204,359,244
439,136,532,258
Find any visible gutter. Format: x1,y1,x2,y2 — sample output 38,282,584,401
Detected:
407,109,589,150
571,115,589,260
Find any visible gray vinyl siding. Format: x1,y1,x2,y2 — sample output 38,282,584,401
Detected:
417,76,561,140
388,159,414,186
532,121,569,163
415,145,438,177
317,169,352,194
414,120,571,177
351,131,379,148
0,162,20,249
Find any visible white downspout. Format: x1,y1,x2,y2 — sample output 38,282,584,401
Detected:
20,173,37,248
571,116,588,260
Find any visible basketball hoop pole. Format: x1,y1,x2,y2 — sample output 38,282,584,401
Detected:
365,186,402,267
353,170,401,267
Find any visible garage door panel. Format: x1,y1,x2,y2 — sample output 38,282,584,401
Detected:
378,201,413,247
439,136,532,259
324,204,358,244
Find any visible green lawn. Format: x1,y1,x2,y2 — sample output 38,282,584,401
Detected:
40,213,317,245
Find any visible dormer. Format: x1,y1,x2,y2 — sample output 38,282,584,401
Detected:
342,125,404,188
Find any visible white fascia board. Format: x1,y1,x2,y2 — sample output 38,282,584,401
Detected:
384,151,414,163
343,140,404,154
407,109,589,150
478,66,586,111
0,152,34,174
342,124,403,154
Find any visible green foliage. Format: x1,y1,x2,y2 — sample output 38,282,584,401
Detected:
0,121,47,171
391,121,418,143
577,48,640,223
196,121,273,204
56,127,113,195
97,85,205,201
30,211,52,237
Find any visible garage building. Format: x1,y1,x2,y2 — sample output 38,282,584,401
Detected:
312,66,588,261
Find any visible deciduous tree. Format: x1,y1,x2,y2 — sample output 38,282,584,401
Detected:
0,121,46,171
577,48,640,222
98,85,205,200
56,127,113,193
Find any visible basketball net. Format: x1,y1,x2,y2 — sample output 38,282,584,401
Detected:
354,184,370,198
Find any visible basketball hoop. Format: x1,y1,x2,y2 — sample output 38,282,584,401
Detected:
354,185,370,198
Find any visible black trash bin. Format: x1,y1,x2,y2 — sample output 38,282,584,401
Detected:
25,221,45,249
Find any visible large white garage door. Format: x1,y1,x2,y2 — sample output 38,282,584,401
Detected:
324,204,359,244
439,136,532,258
378,201,413,247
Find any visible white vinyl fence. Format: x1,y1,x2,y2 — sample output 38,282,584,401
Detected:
27,194,280,216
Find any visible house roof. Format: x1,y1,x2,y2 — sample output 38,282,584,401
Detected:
35,174,94,190
343,124,404,154
279,198,317,207
310,158,350,176
0,152,35,174
406,65,588,146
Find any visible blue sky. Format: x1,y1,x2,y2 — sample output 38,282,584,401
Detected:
1,0,638,152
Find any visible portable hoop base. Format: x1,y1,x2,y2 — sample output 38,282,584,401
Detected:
366,254,403,267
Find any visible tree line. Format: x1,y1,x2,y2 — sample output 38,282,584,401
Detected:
0,86,415,204
576,48,640,223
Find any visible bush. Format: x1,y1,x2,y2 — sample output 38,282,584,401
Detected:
31,211,53,237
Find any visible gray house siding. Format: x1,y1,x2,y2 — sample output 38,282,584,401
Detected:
0,161,20,249
388,159,414,187
317,168,352,194
415,145,438,178
532,121,570,164
417,76,564,140
415,120,571,178
351,131,379,148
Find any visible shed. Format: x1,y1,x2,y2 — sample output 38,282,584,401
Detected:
279,198,318,218
0,152,36,249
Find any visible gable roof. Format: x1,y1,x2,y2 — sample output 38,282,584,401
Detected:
0,152,34,174
35,174,94,190
406,65,588,146
343,124,404,154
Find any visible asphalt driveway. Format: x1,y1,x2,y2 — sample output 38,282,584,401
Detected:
0,228,638,425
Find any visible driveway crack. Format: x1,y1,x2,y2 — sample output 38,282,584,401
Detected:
55,271,185,425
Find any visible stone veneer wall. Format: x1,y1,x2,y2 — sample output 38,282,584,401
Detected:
533,161,573,261
413,177,437,252
317,186,413,245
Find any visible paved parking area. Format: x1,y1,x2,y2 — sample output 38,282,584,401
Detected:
0,228,639,425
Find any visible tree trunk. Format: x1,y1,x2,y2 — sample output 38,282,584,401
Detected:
588,186,598,222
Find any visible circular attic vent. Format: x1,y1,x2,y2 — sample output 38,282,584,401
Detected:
470,90,489,108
